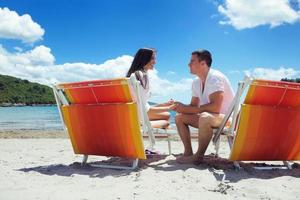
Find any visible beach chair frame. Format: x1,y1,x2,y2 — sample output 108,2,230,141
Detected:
156,77,252,157
212,76,296,170
129,75,176,155
53,76,152,170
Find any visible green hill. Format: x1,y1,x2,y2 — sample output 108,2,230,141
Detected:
0,74,55,105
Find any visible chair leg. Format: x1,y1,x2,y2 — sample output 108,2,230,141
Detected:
147,130,155,150
82,155,88,166
283,161,293,169
132,158,139,169
227,135,234,149
167,134,172,155
253,161,293,170
228,136,241,170
233,161,241,169
90,158,139,170
81,155,139,170
214,137,220,157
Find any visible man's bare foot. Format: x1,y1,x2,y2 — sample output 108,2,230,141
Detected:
183,152,193,156
176,154,204,164
176,155,194,164
193,154,204,165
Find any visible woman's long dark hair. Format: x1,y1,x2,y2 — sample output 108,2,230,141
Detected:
126,48,154,77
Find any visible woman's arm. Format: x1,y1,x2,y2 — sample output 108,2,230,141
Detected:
149,105,174,112
153,99,174,107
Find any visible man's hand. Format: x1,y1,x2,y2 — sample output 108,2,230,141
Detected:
170,102,185,113
168,102,178,111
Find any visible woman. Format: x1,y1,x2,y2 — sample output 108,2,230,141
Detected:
126,48,173,128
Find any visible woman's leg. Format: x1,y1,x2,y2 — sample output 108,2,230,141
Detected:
148,109,170,121
150,120,169,129
147,107,171,128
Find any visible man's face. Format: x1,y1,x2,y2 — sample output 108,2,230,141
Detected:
189,54,202,74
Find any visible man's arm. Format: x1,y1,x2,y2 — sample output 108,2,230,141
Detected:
172,96,199,114
175,91,224,114
198,91,224,114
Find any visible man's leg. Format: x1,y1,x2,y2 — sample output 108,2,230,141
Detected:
195,112,224,159
175,113,199,156
177,112,224,164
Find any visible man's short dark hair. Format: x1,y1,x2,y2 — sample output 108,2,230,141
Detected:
192,49,212,67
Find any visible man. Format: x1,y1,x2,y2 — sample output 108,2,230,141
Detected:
172,49,234,164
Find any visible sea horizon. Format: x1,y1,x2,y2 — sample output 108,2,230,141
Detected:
0,105,176,131
0,106,63,130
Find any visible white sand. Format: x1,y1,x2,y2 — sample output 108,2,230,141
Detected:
1,136,300,200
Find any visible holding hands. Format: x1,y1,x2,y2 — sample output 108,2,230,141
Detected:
156,99,186,113
164,99,185,113
165,99,175,106
170,101,185,113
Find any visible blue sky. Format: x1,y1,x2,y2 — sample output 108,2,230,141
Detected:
0,0,300,103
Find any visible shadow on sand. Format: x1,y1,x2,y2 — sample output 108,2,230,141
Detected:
17,154,300,182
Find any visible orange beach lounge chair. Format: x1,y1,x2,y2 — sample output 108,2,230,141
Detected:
53,76,169,170
213,77,300,169
53,76,144,169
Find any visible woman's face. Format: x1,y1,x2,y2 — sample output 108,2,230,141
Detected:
144,52,156,71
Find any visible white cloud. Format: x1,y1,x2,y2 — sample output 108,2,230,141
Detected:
244,67,299,80
0,7,44,43
208,0,220,7
228,70,241,74
0,7,195,103
218,0,300,30
0,45,131,84
0,45,54,67
167,71,176,75
149,70,193,99
0,45,193,103
14,47,23,52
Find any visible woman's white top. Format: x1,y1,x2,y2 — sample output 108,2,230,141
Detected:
191,68,234,114
133,70,151,112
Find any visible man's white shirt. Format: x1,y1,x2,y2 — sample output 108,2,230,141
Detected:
192,68,234,114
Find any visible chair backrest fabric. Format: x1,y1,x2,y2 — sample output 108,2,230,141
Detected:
57,78,146,159
58,78,134,104
230,79,300,161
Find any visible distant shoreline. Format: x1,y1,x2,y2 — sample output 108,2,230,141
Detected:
0,129,67,139
0,103,56,107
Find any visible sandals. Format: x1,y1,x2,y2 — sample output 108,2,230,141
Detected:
145,149,160,155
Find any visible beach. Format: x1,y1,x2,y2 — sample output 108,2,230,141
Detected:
1,130,300,200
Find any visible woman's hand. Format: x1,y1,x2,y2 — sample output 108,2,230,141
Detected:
169,101,185,113
165,99,175,106
157,99,175,107
175,102,185,113
168,103,177,111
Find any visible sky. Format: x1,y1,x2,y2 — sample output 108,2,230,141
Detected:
0,0,300,103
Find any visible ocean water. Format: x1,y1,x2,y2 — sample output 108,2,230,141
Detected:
0,106,63,130
0,106,176,130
